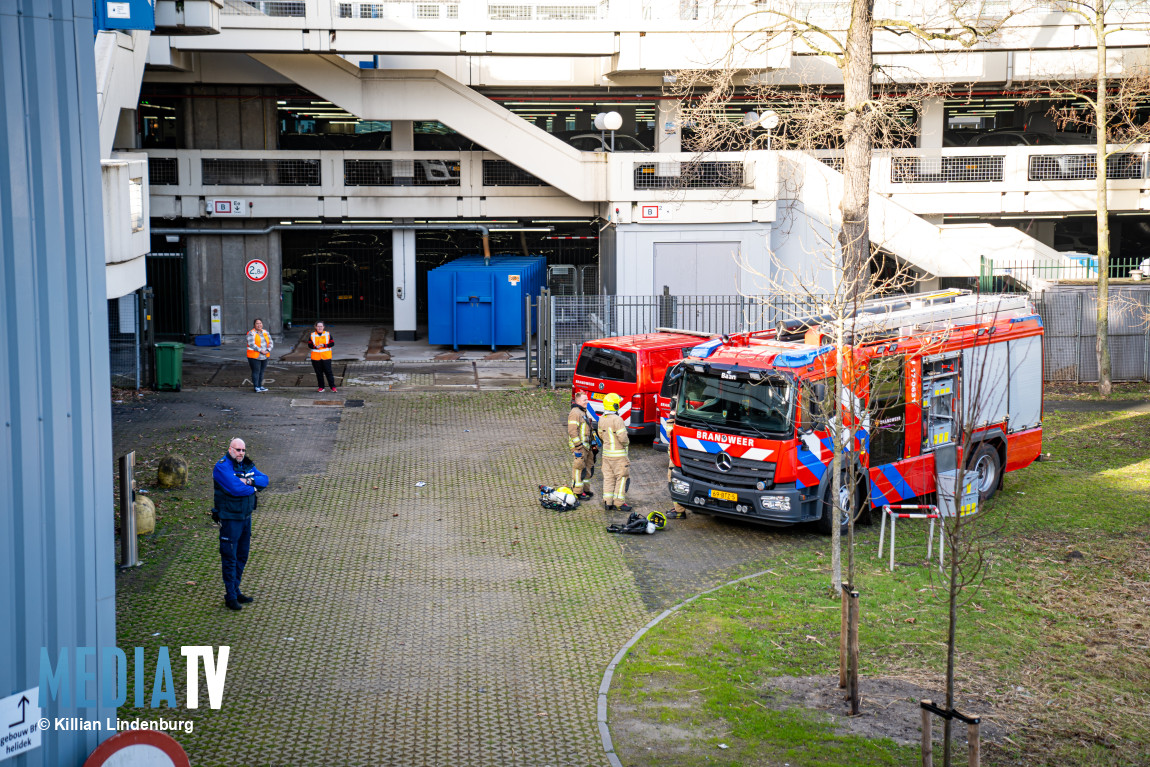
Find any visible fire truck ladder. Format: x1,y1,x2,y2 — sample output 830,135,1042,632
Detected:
780,290,1032,341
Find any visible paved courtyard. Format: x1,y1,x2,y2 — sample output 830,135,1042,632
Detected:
113,363,796,766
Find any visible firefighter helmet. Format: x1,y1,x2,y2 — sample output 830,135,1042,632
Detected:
603,393,623,412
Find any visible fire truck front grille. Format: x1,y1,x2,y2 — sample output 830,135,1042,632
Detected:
679,448,775,490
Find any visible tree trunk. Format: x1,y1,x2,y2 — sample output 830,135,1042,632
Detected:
1094,14,1112,396
839,0,875,305
943,510,962,767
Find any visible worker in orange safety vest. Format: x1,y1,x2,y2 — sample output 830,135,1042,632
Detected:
246,318,273,393
308,321,337,393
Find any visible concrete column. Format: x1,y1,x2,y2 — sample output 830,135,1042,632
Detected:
918,96,944,174
655,99,681,153
392,228,417,340
917,97,945,150
575,109,593,130
616,105,637,135
391,119,414,179
655,99,681,176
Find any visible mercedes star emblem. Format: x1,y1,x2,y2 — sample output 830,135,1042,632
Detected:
715,453,733,473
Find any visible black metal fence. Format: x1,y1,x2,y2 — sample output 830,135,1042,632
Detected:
108,293,141,389
538,293,818,386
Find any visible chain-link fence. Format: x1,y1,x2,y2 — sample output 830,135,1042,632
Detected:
108,293,141,389
537,293,818,386
1033,289,1150,383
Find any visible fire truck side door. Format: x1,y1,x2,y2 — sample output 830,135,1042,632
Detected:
868,356,906,466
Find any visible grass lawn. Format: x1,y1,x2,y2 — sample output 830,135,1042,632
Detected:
611,404,1150,767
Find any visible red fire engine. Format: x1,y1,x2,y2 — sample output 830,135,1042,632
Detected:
667,290,1044,533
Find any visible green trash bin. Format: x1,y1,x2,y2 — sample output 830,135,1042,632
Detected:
281,282,295,329
155,342,184,392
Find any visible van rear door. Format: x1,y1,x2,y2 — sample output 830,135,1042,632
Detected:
573,345,638,425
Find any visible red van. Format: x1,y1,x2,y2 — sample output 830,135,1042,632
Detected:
571,333,701,437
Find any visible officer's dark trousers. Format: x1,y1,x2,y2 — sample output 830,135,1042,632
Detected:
219,517,252,602
312,358,336,388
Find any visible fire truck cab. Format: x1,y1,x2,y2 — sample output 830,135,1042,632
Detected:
667,291,1045,533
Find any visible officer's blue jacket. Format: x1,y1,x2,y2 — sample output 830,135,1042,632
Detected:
213,454,269,520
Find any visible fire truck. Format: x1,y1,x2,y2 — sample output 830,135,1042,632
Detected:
666,290,1044,533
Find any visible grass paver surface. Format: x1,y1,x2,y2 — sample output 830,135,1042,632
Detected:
116,390,654,766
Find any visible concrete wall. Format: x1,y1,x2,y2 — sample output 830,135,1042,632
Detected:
1,2,117,764
185,84,278,151
186,223,282,336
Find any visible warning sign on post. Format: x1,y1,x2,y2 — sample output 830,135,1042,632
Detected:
1,687,42,762
245,259,269,282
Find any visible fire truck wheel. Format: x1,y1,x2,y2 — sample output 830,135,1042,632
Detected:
967,443,1002,502
817,475,857,536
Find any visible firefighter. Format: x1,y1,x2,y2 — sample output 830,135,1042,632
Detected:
664,396,688,519
599,393,632,512
567,390,595,501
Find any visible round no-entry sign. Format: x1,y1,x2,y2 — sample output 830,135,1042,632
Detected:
83,730,190,767
245,259,269,282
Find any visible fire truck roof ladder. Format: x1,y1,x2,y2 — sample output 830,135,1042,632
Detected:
828,292,1032,340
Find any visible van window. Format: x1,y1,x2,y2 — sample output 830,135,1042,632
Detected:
660,363,684,398
576,347,638,382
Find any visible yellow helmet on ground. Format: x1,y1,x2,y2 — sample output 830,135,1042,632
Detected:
603,393,623,412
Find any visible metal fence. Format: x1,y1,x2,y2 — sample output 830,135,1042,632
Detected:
344,158,461,186
201,158,321,186
529,289,1150,387
1033,289,1150,383
481,159,547,186
1027,152,1144,182
981,255,1149,291
148,156,178,185
537,293,818,386
632,160,747,189
891,155,1005,184
108,293,141,389
223,1,307,15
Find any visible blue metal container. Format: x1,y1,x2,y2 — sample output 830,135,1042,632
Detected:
94,0,156,32
427,255,546,350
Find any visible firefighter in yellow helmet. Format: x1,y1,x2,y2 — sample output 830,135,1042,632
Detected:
567,390,596,500
599,393,632,512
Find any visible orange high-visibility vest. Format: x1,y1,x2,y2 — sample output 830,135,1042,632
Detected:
246,330,271,359
310,332,332,361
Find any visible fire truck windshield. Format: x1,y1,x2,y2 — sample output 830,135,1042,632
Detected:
675,370,794,438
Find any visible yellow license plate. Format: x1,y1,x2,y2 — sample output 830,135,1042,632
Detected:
338,294,352,300
591,392,605,401
709,489,738,502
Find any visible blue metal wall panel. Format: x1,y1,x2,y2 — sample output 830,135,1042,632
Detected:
1,1,116,765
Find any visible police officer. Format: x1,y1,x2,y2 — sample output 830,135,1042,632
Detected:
599,393,632,512
567,390,596,500
212,438,269,611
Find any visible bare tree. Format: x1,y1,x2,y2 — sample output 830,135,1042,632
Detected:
1027,1,1150,395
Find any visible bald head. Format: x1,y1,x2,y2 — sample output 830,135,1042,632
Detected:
228,439,247,462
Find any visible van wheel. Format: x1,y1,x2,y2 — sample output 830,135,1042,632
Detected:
967,443,1001,502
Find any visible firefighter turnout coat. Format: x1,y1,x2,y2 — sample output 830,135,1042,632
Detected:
567,403,596,494
598,410,630,507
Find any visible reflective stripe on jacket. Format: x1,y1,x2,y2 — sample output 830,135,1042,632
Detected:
568,405,591,451
246,330,272,359
309,332,333,360
599,412,629,458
